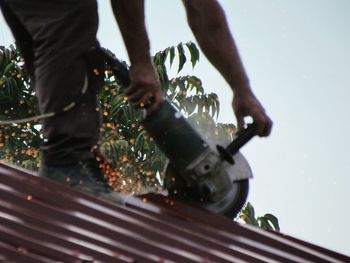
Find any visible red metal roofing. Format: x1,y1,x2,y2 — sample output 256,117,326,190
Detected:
0,162,349,263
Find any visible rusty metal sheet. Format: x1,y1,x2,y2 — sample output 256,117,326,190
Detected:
0,162,349,263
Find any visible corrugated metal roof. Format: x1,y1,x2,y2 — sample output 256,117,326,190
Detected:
0,162,349,263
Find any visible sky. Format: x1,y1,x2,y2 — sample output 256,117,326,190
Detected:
1,0,349,256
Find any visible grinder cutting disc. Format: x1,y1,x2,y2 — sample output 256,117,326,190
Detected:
164,146,252,219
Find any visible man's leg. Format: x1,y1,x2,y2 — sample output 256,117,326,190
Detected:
1,0,118,198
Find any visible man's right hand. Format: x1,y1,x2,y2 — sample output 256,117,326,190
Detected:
126,62,164,114
112,0,163,113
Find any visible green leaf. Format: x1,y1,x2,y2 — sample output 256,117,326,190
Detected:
169,46,175,67
115,139,129,149
264,213,280,231
186,41,200,68
177,43,187,73
244,202,255,220
258,217,271,231
207,93,219,119
161,48,169,65
135,130,147,152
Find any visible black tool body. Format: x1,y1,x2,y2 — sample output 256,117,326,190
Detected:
105,50,257,218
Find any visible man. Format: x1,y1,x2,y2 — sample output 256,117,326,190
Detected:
0,0,272,197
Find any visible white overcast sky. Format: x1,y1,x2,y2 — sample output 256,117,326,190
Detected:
1,0,349,256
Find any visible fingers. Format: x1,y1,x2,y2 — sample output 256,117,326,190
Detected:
233,94,273,137
126,87,150,106
236,112,245,131
126,62,164,113
253,112,273,137
125,83,163,113
147,93,163,114
125,86,146,104
263,114,273,136
234,106,272,137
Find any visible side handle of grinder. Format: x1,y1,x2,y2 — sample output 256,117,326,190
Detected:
217,123,257,164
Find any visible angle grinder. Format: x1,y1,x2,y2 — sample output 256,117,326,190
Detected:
143,101,256,218
103,49,257,219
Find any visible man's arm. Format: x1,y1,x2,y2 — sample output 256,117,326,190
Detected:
110,0,163,113
182,0,272,136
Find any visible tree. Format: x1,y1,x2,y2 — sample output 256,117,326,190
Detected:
0,44,279,229
0,45,40,171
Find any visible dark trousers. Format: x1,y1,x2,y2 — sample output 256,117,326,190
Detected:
0,0,105,166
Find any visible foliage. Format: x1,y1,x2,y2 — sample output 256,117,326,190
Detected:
0,45,41,170
239,202,280,231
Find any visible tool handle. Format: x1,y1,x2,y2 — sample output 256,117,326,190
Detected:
101,49,131,86
226,124,257,155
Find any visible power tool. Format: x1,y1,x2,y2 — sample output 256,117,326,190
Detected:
103,49,256,219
